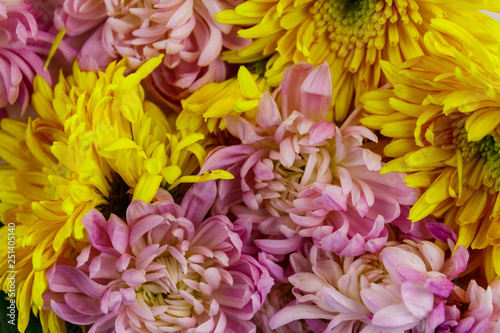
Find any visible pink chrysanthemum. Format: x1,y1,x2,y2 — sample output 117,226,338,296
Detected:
270,238,470,333
53,0,251,109
43,186,272,333
201,62,417,257
0,1,52,115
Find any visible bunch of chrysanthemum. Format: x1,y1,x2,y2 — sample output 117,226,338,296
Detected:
3,0,500,332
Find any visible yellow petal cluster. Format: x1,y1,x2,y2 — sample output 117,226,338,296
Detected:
0,56,230,332
178,66,270,135
360,21,500,281
217,0,500,122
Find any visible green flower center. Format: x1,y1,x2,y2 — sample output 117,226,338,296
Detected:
310,0,376,43
309,0,419,58
454,119,500,192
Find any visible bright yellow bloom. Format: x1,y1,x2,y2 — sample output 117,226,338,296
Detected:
177,65,270,135
0,57,231,332
360,21,500,281
217,0,500,122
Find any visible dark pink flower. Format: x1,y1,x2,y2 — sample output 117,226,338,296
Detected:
0,0,75,116
0,1,52,115
44,187,272,332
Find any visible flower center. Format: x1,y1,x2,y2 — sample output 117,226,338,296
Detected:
310,0,376,52
136,256,201,320
310,0,417,57
454,118,500,192
98,173,132,220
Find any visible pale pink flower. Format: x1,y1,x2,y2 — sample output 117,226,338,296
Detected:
201,62,417,257
53,0,250,109
270,238,469,333
44,185,272,333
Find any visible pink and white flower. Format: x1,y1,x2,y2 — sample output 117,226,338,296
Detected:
270,238,470,333
44,186,272,332
201,62,418,257
53,0,250,109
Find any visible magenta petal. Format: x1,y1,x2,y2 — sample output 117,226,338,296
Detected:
428,299,446,331
82,209,113,252
424,273,454,298
426,222,457,243
300,62,332,122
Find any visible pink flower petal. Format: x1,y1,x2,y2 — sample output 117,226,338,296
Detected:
181,180,217,226
122,269,147,288
280,62,314,119
256,91,283,128
371,304,420,331
401,280,434,320
424,272,454,298
322,185,348,211
106,214,130,254
300,62,332,122
270,304,334,330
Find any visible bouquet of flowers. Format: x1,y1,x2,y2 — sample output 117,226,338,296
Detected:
2,0,500,332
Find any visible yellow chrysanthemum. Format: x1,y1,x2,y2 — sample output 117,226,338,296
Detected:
177,65,271,135
360,20,500,281
0,56,231,332
217,0,500,122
